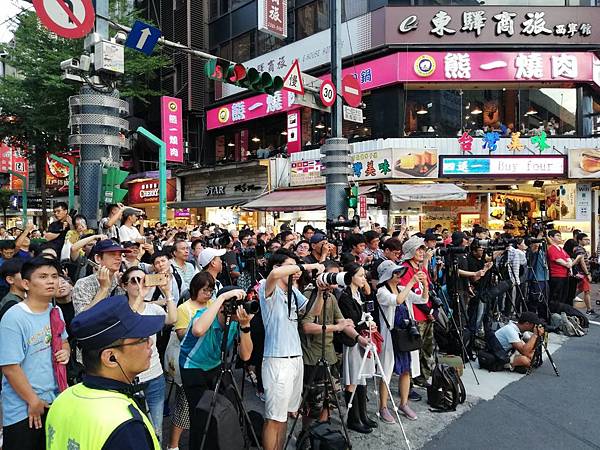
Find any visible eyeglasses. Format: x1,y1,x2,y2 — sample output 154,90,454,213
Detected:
106,337,150,350
201,287,216,294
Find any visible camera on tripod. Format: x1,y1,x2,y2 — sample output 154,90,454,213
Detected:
524,237,545,246
221,296,260,316
326,219,357,229
207,230,231,247
474,237,519,251
434,246,469,257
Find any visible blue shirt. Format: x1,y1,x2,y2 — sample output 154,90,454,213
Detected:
529,248,549,282
259,279,308,358
495,321,521,352
179,308,239,370
0,303,68,426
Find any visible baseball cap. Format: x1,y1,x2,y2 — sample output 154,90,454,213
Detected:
377,260,408,284
199,247,226,268
451,231,467,246
310,233,328,244
424,232,438,242
93,239,132,254
71,295,165,350
518,311,542,325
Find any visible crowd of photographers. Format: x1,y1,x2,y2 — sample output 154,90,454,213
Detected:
0,201,595,450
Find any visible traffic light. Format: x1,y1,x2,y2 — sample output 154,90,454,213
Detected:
101,167,128,206
205,58,283,95
345,184,359,209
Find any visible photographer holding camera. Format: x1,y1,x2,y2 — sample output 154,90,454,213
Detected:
179,285,253,450
259,250,324,450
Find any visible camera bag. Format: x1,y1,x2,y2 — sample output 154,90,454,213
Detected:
427,363,465,412
376,300,422,353
477,350,506,372
296,422,348,450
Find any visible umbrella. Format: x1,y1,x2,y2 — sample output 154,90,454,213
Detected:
50,306,68,392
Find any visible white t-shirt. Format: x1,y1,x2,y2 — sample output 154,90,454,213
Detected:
137,303,166,383
118,225,142,243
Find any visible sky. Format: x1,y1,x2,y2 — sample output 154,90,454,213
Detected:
0,0,33,43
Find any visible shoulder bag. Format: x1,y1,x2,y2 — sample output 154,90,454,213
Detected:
376,295,422,353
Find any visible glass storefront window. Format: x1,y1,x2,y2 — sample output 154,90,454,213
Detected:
404,88,577,138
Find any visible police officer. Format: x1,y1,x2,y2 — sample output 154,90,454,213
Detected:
45,295,165,449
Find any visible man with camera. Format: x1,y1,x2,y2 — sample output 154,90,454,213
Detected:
179,285,253,450
488,311,545,372
45,202,74,254
304,233,332,264
259,250,324,450
119,209,145,244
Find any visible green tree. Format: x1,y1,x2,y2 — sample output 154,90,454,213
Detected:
0,189,12,226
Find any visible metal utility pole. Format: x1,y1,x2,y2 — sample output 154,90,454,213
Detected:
323,0,350,221
68,0,129,229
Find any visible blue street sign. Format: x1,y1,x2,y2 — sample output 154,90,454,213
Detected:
125,20,161,56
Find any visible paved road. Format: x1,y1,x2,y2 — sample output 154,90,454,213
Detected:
424,323,600,450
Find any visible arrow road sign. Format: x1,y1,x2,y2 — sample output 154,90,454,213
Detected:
33,0,95,39
282,59,304,95
125,20,162,56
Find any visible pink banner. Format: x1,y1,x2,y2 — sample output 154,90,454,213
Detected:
207,51,594,130
161,96,184,163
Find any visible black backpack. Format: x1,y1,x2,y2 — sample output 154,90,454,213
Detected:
427,362,466,412
296,422,348,450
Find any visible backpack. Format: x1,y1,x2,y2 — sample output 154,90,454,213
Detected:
557,312,586,337
477,350,506,372
427,362,466,412
296,422,348,450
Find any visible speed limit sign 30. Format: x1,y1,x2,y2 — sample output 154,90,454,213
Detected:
319,80,336,107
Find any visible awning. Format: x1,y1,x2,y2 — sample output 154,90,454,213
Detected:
385,183,467,202
169,197,249,209
243,186,373,212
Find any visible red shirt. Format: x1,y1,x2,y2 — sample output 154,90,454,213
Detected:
547,244,569,278
399,262,432,322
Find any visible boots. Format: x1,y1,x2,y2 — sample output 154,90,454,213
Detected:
356,385,377,428
344,390,372,434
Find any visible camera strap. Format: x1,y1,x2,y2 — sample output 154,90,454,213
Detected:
287,275,300,321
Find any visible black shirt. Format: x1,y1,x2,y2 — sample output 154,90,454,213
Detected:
466,254,485,291
57,301,75,337
47,221,69,254
82,375,155,450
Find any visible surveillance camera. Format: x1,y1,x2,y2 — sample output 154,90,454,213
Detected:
114,31,127,45
79,55,91,72
60,58,80,71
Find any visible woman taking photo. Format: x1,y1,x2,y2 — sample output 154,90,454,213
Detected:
376,260,429,423
121,266,177,443
337,263,376,434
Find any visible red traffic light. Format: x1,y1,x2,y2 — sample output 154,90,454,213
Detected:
228,64,247,83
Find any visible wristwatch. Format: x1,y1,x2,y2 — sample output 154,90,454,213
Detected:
240,326,251,333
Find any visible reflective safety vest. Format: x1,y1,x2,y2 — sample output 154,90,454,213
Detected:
45,383,160,450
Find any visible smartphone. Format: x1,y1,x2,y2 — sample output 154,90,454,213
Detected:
87,260,100,270
145,273,168,287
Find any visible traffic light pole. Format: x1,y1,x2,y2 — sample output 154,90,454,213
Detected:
7,171,26,226
48,154,74,211
136,127,167,224
323,0,350,222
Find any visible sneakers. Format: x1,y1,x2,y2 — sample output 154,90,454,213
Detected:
379,407,395,424
412,376,428,388
399,403,418,421
408,390,422,402
586,309,597,316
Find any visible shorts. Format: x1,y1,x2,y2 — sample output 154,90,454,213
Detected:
301,364,341,419
262,356,304,422
578,276,591,293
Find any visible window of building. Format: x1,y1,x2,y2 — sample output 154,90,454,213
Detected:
210,0,219,19
403,88,577,138
296,0,329,40
342,0,368,21
232,31,255,62
257,32,286,55
413,0,572,5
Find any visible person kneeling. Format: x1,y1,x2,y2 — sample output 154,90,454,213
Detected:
489,312,545,373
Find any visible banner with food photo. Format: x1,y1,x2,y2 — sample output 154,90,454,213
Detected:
46,154,77,192
392,149,438,179
568,148,600,179
545,184,576,221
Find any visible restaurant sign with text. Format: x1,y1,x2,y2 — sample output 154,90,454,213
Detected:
440,155,566,178
258,0,287,40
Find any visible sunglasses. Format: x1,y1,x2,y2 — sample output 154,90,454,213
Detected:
126,276,143,285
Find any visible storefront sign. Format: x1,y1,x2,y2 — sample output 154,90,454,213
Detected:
258,0,287,40
359,195,368,219
568,148,600,179
290,160,324,187
219,12,372,99
10,147,27,191
206,185,226,196
287,110,301,153
46,154,77,191
208,51,595,131
0,143,11,174
377,7,600,47
576,183,592,221
343,105,363,124
160,96,184,163
440,155,566,177
174,208,191,218
128,179,177,204
544,184,577,221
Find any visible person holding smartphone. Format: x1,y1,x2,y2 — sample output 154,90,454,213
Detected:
120,267,177,442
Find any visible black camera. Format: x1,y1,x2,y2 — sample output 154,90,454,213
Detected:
208,231,231,248
430,292,443,309
222,297,260,316
525,237,545,246
435,246,468,257
402,319,420,337
326,219,357,229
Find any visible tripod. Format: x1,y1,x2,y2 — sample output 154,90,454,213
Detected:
526,327,559,377
199,313,262,450
284,291,351,449
345,313,411,450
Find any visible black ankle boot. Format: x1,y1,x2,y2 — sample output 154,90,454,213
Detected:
356,385,377,428
344,390,372,434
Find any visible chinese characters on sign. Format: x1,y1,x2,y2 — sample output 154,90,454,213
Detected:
160,96,184,163
10,146,27,191
258,0,288,40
